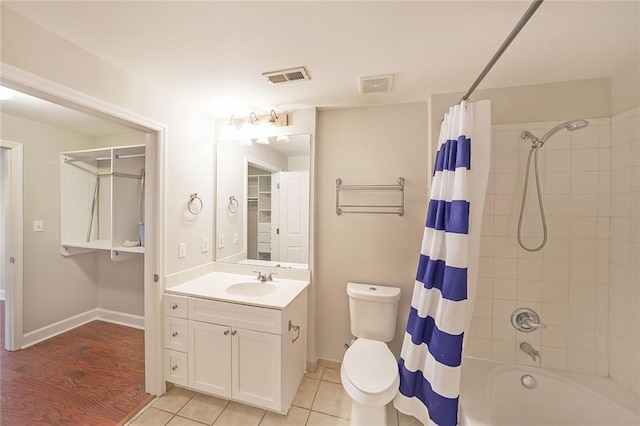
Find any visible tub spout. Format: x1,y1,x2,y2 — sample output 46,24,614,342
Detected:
520,342,541,363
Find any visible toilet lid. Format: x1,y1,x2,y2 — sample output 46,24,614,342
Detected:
343,339,398,394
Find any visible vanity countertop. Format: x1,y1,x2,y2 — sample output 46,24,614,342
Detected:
166,271,310,310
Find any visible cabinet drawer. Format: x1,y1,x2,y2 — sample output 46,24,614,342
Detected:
189,298,282,334
258,223,271,233
165,317,188,352
164,349,188,386
257,243,271,253
165,295,188,318
257,232,271,243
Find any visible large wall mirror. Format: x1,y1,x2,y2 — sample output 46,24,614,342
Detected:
216,134,311,270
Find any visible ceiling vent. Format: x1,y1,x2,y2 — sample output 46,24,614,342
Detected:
262,67,311,84
358,74,394,94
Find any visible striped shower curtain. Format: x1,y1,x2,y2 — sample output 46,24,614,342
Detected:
394,100,491,426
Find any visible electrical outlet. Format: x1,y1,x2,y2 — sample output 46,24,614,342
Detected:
178,243,186,258
201,237,209,253
33,220,44,232
218,235,225,249
233,233,239,245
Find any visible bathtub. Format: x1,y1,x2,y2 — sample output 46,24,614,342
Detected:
459,357,640,426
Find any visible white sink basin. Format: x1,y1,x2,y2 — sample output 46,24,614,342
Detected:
225,282,277,297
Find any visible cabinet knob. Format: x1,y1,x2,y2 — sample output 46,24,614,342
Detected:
223,330,229,335
172,331,178,337
171,303,178,310
231,330,237,336
171,365,178,371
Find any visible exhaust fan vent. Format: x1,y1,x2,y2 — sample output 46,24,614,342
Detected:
359,74,394,94
263,67,311,84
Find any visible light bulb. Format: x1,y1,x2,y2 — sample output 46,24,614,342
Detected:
0,86,16,100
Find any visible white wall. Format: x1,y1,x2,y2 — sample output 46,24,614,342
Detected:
1,113,99,332
315,102,429,361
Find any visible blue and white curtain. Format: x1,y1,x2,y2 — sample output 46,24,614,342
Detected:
394,100,491,426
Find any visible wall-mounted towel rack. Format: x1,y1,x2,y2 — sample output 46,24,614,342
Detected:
336,177,405,216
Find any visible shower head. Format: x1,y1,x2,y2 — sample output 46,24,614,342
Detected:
520,119,589,147
539,119,589,145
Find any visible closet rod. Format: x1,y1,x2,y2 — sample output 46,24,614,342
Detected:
116,153,146,160
460,0,544,102
65,156,111,163
96,171,143,180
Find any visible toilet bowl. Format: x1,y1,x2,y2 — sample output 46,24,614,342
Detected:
342,282,401,425
341,338,399,424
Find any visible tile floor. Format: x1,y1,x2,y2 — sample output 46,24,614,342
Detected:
127,361,422,426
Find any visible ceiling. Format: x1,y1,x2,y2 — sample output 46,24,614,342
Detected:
2,1,639,123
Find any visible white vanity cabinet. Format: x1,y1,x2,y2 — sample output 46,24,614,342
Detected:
163,288,307,414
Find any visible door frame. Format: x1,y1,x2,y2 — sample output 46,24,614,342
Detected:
0,63,167,395
0,140,23,351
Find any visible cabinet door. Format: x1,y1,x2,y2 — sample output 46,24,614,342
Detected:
188,321,231,397
164,349,188,386
232,328,282,410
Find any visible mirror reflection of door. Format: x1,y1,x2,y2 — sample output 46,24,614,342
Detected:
271,171,309,264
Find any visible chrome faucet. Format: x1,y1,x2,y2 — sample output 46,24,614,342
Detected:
520,342,541,363
253,271,277,282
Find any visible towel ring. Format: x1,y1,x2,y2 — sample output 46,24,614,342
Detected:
188,193,203,215
228,196,239,214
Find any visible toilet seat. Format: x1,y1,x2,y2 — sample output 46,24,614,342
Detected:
341,338,399,406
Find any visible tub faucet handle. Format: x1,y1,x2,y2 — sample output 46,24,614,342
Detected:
512,307,546,332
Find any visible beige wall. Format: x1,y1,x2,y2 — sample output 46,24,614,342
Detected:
1,6,215,277
430,78,612,158
1,113,99,332
315,102,428,361
1,113,149,329
608,61,640,397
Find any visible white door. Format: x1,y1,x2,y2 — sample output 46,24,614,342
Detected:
0,141,23,352
232,328,281,410
275,171,309,264
188,321,232,397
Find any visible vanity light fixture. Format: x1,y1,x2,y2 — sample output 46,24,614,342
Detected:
227,110,289,145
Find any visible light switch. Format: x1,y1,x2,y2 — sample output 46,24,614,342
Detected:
201,237,209,253
33,220,44,232
178,243,186,258
218,235,225,249
233,233,239,245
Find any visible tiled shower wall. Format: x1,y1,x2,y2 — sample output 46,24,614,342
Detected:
609,106,640,396
467,117,613,376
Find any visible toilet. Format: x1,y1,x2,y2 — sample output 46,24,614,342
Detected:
341,282,401,426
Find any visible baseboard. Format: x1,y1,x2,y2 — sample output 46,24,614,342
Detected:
22,309,97,349
96,308,144,330
22,308,145,349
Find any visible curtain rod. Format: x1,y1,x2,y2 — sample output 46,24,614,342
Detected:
460,0,544,103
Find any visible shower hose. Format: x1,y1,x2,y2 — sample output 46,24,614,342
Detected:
517,144,547,252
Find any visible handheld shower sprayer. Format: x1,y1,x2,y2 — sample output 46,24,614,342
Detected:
517,119,589,252
520,119,589,148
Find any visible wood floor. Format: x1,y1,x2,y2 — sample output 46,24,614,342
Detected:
0,301,153,425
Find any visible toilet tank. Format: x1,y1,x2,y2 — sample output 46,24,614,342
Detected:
347,282,401,342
